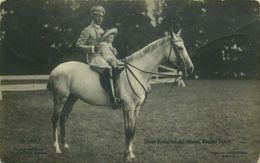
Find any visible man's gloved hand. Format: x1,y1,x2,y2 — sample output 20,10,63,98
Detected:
94,44,101,53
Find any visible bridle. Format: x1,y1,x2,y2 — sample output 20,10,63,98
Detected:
168,34,188,77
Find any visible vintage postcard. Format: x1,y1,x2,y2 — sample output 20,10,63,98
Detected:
0,0,259,162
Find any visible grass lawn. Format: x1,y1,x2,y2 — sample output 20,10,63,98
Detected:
0,80,260,163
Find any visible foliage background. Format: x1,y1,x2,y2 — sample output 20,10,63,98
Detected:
0,0,259,79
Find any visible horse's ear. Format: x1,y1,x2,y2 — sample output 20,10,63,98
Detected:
177,29,181,36
170,28,174,37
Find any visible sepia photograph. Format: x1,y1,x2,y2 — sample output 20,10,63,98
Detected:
0,0,260,162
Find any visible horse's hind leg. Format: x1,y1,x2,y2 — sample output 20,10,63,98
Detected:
51,93,67,153
60,94,78,149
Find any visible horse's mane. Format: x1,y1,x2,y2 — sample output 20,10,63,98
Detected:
125,36,170,62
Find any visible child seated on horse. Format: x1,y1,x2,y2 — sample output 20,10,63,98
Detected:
100,28,122,69
90,28,123,109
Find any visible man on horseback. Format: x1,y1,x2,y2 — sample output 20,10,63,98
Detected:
76,6,105,63
76,6,122,109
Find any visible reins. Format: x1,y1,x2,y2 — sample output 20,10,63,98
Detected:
110,34,188,103
120,60,184,78
111,47,150,101
124,65,149,101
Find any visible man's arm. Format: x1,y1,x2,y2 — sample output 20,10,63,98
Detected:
76,28,95,54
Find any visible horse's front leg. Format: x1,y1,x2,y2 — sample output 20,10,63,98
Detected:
123,105,140,162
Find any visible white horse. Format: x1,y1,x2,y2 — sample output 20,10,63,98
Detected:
47,30,194,162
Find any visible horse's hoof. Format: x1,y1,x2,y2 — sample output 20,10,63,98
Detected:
129,153,136,159
64,143,69,149
131,157,137,162
125,157,132,163
54,143,62,154
124,155,137,162
125,157,137,163
56,149,62,154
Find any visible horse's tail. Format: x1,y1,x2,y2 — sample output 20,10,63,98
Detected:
47,77,52,91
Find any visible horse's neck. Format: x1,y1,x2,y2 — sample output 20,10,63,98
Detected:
129,49,162,71
129,44,168,84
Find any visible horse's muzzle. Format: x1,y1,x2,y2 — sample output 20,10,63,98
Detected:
184,59,194,74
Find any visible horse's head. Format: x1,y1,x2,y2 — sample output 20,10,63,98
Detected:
166,29,194,74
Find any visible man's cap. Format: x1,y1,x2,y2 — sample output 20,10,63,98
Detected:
101,28,118,41
90,6,106,16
